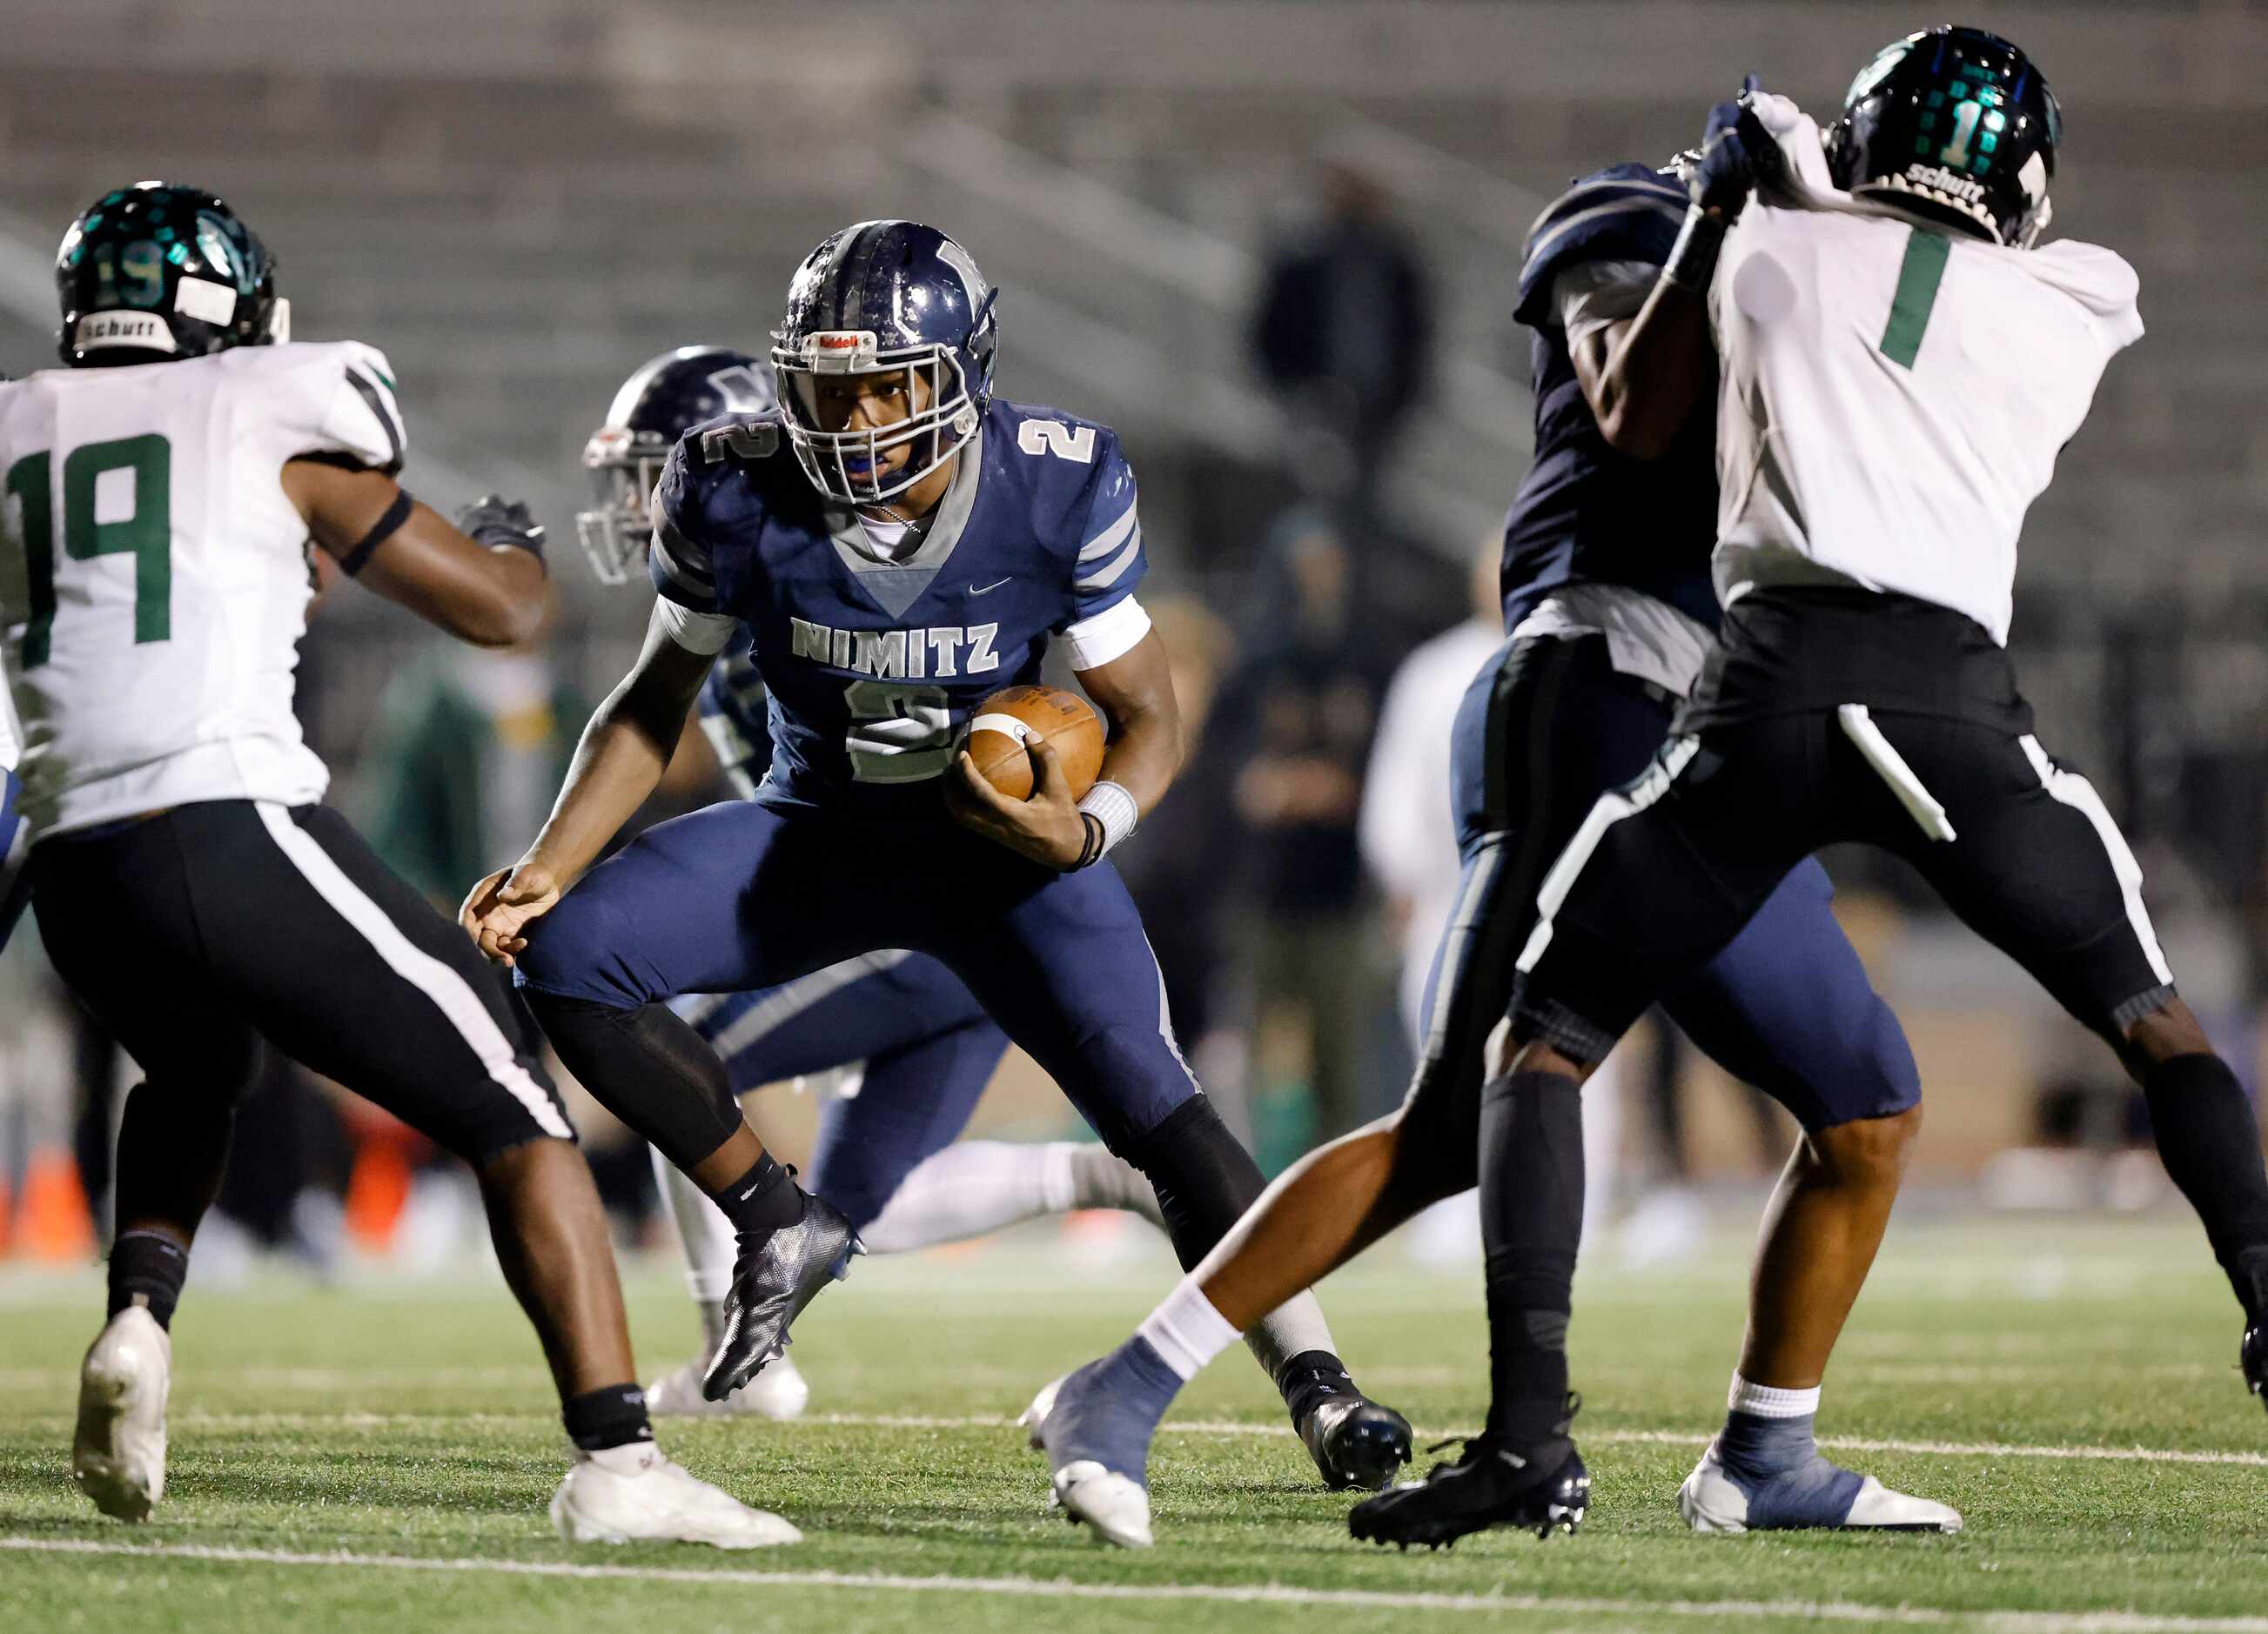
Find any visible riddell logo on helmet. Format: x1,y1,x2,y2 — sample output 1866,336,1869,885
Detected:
817,334,859,350
1902,163,1988,204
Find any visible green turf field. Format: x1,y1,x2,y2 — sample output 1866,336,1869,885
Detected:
3,1215,2265,1631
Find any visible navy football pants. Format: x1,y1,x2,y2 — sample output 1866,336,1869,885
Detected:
516,800,1198,1155
1400,634,1918,1180
672,950,1010,1235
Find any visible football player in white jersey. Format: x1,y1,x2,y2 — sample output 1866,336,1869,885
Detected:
0,182,795,1547
1441,30,2268,1537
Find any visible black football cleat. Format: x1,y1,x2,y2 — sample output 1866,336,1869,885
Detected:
1347,1396,1590,1550
1292,1366,1414,1490
2244,1323,2265,1415
702,1195,862,1402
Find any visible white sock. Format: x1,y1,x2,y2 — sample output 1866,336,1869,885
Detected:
1134,1275,1242,1382
650,1142,735,1305
1728,1373,1822,1419
856,1141,1057,1254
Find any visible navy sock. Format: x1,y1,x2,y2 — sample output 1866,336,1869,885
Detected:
1717,1408,1819,1481
1047,1336,1185,1485
708,1152,803,1236
106,1229,190,1331
562,1383,654,1453
1716,1409,1862,1526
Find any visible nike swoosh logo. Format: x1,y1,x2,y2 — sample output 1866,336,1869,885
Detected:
970,577,1011,596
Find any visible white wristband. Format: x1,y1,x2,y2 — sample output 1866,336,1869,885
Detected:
1077,780,1139,861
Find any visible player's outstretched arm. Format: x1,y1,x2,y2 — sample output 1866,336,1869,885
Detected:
283,459,549,648
946,630,1182,870
1580,81,1776,459
460,608,715,965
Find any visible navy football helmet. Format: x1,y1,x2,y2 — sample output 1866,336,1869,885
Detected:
57,181,285,366
1826,27,2059,248
769,220,998,507
577,345,776,585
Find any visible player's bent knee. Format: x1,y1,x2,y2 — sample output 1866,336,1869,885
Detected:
1809,1105,1921,1188
1064,1024,1204,1156
2123,995,2212,1069
470,1128,580,1179
513,889,657,1008
1825,994,1923,1124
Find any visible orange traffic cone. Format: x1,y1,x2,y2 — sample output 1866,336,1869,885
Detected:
344,1131,415,1253
17,1146,96,1262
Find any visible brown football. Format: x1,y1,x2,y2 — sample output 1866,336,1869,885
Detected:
964,685,1105,801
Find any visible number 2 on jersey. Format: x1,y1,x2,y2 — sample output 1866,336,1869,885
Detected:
7,433,171,667
843,680,955,782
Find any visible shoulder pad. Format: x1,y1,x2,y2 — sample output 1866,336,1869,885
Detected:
690,411,782,466
1513,164,1688,329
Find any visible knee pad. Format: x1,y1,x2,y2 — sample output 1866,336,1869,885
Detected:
1119,1092,1266,1272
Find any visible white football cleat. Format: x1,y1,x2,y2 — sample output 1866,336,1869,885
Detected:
1018,1375,1064,1450
646,1351,809,1420
1050,1458,1153,1549
1678,1440,1962,1534
73,1306,171,1523
550,1443,802,1549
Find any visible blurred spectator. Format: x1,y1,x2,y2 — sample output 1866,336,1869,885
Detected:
366,645,588,906
1251,161,1434,506
1218,512,1400,1143
1359,539,1504,1044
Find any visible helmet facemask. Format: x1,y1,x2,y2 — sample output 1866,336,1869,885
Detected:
575,427,670,586
771,305,993,508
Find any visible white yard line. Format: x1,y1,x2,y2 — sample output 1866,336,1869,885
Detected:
137,1408,2268,1469
3,1537,2265,1631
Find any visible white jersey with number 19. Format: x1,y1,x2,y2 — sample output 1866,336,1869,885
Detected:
1710,99,2144,646
0,341,406,838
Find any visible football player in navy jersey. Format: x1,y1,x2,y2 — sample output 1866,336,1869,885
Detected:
465,225,1412,1500
574,346,1178,1425
1025,148,1965,1549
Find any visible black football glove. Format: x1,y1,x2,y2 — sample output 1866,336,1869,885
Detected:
457,493,547,561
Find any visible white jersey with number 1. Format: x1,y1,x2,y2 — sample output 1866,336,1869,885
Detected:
0,341,406,838
1710,97,2143,646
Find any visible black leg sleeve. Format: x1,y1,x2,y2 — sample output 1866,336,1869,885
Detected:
1480,1069,1587,1443
1119,1092,1267,1272
521,992,742,1173
2144,1053,2268,1323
